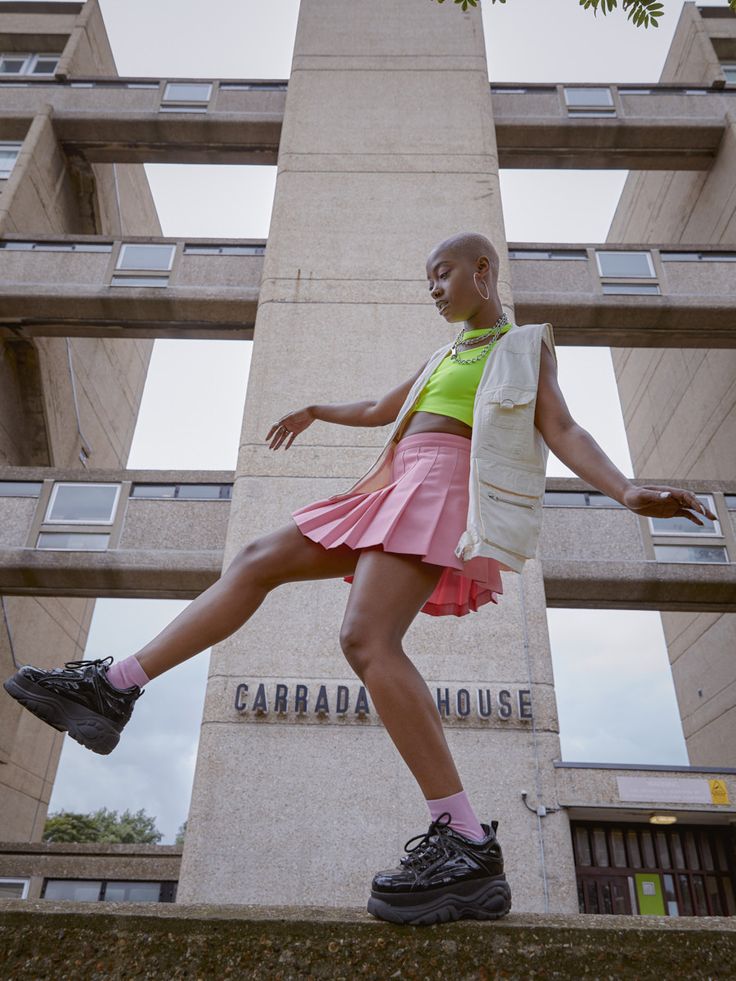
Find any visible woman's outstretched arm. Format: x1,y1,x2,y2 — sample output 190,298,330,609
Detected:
534,342,717,525
266,357,430,449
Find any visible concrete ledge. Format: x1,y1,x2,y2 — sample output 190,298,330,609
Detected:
1,902,735,979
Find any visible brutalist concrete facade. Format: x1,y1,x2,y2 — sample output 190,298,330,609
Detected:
0,0,159,841
606,3,736,767
0,0,734,916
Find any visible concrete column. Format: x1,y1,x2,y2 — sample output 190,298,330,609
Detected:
178,0,577,913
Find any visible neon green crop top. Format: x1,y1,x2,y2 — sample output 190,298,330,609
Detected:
408,323,513,427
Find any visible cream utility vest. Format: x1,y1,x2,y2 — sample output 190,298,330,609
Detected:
325,321,558,575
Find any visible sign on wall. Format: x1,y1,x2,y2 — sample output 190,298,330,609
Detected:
232,679,534,727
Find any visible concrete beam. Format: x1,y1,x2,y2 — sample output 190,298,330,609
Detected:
1,78,732,169
1,236,734,345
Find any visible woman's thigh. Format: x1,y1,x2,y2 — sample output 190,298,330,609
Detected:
234,519,361,586
340,548,445,653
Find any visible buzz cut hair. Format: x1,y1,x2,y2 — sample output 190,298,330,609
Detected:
428,232,500,287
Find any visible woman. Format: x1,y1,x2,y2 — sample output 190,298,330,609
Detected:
3,231,715,927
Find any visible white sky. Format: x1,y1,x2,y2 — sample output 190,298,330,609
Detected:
48,0,729,842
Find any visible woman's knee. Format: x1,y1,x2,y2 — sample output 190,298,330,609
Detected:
231,537,282,589
339,616,397,676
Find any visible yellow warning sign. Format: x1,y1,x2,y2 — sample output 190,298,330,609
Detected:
709,779,730,805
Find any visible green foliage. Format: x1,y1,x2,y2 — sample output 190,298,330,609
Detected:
43,807,163,844
432,0,736,27
174,819,187,846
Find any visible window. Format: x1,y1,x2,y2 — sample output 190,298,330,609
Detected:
131,483,232,500
653,544,729,564
722,64,736,85
41,879,176,902
725,495,736,510
44,483,120,524
0,142,22,179
660,251,736,262
116,243,175,271
219,81,287,91
508,249,587,260
183,243,266,255
0,878,29,899
563,86,616,115
160,81,212,113
0,53,59,75
112,243,176,287
601,283,661,295
542,491,624,508
596,251,655,278
36,532,110,551
0,481,43,497
648,495,719,537
0,240,113,252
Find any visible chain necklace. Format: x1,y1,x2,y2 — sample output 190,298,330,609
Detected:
449,313,512,364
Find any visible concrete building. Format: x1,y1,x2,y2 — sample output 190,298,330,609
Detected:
0,0,734,919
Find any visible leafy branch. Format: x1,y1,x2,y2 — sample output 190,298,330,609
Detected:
432,0,736,28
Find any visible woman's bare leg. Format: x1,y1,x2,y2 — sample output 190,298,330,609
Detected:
133,522,360,680
338,548,462,800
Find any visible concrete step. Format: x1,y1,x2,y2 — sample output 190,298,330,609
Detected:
1,902,735,979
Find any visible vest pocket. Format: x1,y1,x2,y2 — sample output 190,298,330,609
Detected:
478,385,537,455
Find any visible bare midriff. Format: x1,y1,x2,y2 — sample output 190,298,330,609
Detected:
399,410,472,441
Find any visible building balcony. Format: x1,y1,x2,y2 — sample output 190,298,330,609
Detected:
0,469,734,610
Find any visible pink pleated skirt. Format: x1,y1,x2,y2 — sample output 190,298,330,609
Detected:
290,431,504,617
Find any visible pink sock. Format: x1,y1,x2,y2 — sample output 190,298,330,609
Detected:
426,789,486,843
106,655,150,691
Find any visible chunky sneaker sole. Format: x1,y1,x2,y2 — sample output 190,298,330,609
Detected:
4,671,123,755
367,871,512,926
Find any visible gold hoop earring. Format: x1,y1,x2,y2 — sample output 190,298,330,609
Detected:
474,273,490,301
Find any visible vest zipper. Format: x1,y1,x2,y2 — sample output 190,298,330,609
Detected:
480,479,538,510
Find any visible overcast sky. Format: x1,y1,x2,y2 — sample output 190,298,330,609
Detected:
47,0,728,842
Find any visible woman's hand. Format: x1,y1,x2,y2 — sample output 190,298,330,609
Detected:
265,406,315,450
623,484,717,526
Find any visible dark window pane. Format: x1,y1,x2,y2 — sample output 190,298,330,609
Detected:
626,831,642,869
670,833,686,869
705,876,723,916
714,837,729,871
678,874,694,916
691,875,709,916
131,485,177,498
640,831,656,868
663,874,679,916
610,878,628,913
592,828,609,867
574,827,592,866
684,832,701,870
0,481,43,497
103,881,161,902
610,830,627,868
584,879,600,913
722,877,735,915
655,832,671,869
43,880,102,901
699,834,715,872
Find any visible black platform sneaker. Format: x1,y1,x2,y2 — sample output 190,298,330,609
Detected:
3,656,144,755
367,811,512,926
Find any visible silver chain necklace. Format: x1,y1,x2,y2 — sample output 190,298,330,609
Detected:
449,313,511,364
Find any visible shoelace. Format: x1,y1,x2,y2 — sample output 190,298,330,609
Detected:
399,811,457,873
61,656,114,673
